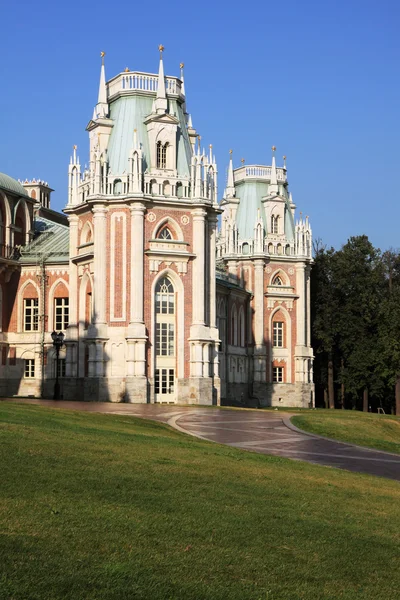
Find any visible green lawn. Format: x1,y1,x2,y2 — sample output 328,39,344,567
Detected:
1,403,399,600
291,410,400,455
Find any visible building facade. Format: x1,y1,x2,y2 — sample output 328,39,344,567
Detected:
0,49,314,407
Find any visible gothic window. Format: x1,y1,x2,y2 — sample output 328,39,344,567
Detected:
271,215,279,234
24,298,39,331
54,298,69,330
273,366,284,383
272,275,283,286
273,321,284,347
155,323,174,356
157,227,173,240
155,277,175,314
157,141,168,169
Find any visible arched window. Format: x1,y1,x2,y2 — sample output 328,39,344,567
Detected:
162,181,171,195
113,179,122,194
272,275,283,286
30,190,37,200
271,215,279,234
157,227,173,240
155,277,175,314
157,141,168,169
273,321,284,347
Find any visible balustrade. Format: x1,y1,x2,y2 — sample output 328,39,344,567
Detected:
108,72,181,99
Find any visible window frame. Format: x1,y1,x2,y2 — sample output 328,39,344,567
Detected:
24,358,35,378
272,366,284,383
24,298,39,332
54,297,69,331
273,321,284,347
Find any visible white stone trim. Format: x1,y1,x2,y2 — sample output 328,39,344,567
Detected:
110,211,127,322
150,268,184,379
47,278,70,332
18,279,41,333
269,305,292,383
151,215,184,241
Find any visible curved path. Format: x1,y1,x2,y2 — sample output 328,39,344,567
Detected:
3,399,400,482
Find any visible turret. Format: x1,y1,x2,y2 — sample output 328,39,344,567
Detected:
67,145,81,206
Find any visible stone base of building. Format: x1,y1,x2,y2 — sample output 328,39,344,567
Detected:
125,377,148,403
176,377,215,405
253,382,315,408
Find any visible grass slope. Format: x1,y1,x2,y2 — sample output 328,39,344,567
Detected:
291,410,400,454
1,403,399,600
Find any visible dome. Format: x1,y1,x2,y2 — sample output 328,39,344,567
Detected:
0,172,30,198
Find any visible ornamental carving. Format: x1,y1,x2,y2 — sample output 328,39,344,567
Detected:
181,215,190,225
288,268,294,275
147,212,156,222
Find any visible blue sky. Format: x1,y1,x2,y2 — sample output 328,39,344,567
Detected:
1,0,399,251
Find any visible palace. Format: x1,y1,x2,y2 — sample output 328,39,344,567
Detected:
0,49,314,407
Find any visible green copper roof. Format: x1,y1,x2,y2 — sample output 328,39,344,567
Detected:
19,216,69,263
107,96,191,178
0,172,30,198
235,180,269,239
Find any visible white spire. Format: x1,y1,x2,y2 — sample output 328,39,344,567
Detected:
180,62,186,97
96,51,108,119
155,45,167,114
225,149,235,198
269,145,279,194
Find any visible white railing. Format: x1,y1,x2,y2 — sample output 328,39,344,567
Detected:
234,165,287,184
107,72,182,99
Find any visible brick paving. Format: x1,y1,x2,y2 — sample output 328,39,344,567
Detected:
3,399,400,482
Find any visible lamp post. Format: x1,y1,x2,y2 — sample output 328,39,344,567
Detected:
51,330,65,400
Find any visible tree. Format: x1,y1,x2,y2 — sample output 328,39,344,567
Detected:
311,242,339,408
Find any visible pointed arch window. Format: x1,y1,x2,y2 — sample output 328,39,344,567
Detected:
271,215,279,234
157,141,168,169
272,275,283,286
157,227,173,240
155,277,175,314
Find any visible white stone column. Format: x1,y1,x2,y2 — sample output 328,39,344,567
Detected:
65,215,79,378
67,215,79,331
254,260,264,346
91,205,108,335
192,208,206,325
129,203,145,327
126,203,147,389
209,215,217,329
253,259,266,383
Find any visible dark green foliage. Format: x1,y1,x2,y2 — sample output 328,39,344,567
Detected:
311,237,400,413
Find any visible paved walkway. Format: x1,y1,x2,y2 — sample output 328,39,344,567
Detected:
3,399,400,482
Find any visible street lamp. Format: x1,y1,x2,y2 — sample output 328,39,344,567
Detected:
51,330,65,400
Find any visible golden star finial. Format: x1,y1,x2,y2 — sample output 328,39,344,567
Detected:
73,145,77,150
241,158,245,164
229,149,233,155
100,51,105,65
209,144,212,148
124,67,130,72
134,128,137,133
158,44,165,54
272,145,276,152
180,62,184,69
283,155,286,160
